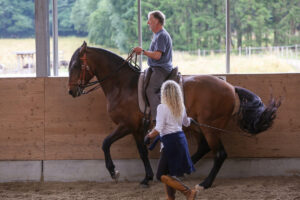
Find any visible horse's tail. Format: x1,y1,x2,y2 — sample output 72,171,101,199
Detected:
234,86,281,135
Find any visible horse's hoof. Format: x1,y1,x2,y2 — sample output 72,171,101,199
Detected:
139,182,150,188
112,170,120,183
195,184,204,191
139,178,151,188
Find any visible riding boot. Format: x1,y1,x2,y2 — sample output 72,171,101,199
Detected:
161,175,197,200
164,183,176,200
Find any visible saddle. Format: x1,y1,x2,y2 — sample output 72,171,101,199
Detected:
138,67,182,115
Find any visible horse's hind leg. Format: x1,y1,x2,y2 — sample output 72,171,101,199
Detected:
102,125,131,180
196,126,228,190
191,133,211,164
197,142,227,189
133,132,154,187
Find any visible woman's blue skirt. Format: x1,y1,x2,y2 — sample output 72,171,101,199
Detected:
160,131,195,177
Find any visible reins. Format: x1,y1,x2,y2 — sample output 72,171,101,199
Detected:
190,119,255,138
75,49,140,95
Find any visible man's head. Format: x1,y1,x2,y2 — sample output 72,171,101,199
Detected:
147,10,165,33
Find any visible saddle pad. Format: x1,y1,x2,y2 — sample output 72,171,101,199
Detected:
137,70,184,115
138,72,151,115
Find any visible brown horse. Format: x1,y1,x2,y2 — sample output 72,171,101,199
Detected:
68,42,280,188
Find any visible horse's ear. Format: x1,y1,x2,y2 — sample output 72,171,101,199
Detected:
79,41,87,55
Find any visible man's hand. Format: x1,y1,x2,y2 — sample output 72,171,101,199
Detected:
133,47,143,55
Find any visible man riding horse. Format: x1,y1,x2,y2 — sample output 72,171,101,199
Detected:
134,10,173,123
68,8,280,190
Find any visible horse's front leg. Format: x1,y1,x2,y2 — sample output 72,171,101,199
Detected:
102,125,131,181
133,132,154,187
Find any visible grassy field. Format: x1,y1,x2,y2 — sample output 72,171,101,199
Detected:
0,37,298,76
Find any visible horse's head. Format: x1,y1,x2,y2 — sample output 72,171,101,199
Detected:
68,41,95,98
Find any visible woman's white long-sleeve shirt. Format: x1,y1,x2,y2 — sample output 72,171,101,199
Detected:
154,103,191,137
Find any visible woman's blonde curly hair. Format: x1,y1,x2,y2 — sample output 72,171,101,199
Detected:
161,80,184,122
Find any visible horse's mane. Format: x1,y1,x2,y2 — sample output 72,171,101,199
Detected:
70,46,141,74
89,47,141,73
90,47,125,64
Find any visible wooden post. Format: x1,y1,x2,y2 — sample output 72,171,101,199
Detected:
249,46,251,56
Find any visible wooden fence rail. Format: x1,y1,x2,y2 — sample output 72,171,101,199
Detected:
0,74,299,160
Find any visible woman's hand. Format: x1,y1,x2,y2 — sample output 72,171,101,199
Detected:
148,129,159,139
144,129,159,145
144,135,151,145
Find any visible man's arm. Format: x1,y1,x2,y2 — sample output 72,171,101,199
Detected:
133,47,162,60
144,50,162,60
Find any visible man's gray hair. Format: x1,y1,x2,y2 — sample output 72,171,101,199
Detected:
148,10,165,26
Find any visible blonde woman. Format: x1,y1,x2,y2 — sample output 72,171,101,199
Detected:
144,80,197,200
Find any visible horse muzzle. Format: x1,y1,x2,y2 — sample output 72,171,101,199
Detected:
68,87,83,98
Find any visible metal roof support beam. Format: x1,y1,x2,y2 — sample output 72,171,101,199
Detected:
35,0,50,77
138,0,142,69
52,0,59,76
226,0,231,73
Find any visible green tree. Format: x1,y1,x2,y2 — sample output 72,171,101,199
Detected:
231,0,272,48
88,0,115,48
274,0,300,44
266,0,300,45
109,0,137,52
87,0,138,52
1,0,300,50
70,0,99,35
0,0,34,38
53,0,77,36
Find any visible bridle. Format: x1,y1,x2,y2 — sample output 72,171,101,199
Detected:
69,49,139,95
68,52,100,95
